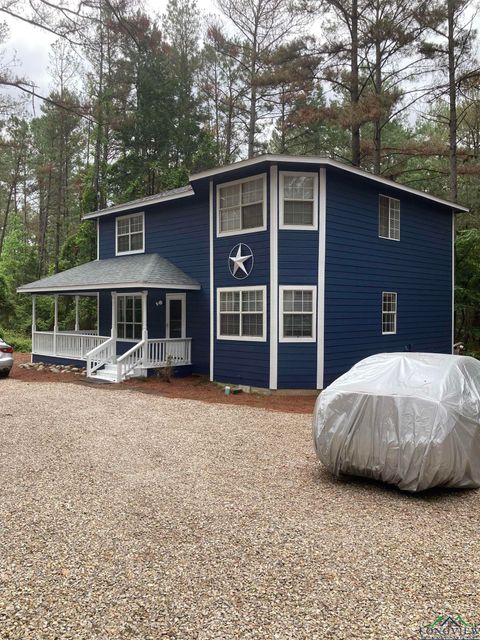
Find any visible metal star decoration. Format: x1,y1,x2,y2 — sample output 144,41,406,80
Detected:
229,244,253,278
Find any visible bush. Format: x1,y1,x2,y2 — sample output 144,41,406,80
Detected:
0,329,31,352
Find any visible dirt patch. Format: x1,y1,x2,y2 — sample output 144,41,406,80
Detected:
10,352,317,414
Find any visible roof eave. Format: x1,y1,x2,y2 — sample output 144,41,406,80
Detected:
82,188,195,220
189,154,469,213
17,281,201,294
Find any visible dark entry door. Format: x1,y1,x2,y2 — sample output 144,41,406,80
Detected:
166,294,185,339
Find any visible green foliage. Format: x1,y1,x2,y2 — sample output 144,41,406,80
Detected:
0,329,32,352
455,229,480,349
0,215,38,335
0,274,14,326
59,222,97,271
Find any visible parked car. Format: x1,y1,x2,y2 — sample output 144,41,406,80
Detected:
0,339,13,377
313,352,480,492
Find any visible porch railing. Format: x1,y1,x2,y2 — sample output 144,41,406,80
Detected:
145,338,192,367
58,329,98,336
86,337,116,376
116,340,146,382
32,331,110,360
31,331,192,380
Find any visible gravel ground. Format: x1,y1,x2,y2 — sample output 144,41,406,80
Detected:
0,379,479,640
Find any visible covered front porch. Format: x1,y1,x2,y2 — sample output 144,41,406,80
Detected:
30,292,192,382
19,254,200,382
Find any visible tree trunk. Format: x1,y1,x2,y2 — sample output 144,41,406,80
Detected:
0,156,22,255
373,3,382,174
350,0,361,166
93,27,105,212
447,0,457,202
248,72,257,158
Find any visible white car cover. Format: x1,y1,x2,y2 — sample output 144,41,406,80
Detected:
313,353,480,492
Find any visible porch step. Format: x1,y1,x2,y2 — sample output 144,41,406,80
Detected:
90,368,118,383
103,363,118,374
89,363,145,383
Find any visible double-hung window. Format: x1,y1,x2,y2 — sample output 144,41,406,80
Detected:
382,292,397,334
217,176,266,236
280,286,317,342
117,294,143,340
217,286,266,340
280,172,318,229
116,212,144,255
379,195,400,240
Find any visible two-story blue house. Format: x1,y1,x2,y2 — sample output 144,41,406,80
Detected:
18,155,467,388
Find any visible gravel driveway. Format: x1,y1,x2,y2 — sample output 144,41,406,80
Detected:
1,379,479,640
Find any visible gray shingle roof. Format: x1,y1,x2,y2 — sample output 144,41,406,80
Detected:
83,185,194,219
17,254,201,293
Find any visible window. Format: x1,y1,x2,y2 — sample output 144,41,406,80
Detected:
382,292,397,334
117,294,143,340
280,172,318,229
280,286,317,342
217,286,266,340
217,176,266,236
116,212,144,255
379,195,400,240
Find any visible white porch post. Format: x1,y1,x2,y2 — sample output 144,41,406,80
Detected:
142,290,148,368
53,294,59,356
111,292,117,364
111,292,117,339
74,295,80,332
142,291,148,340
31,295,36,360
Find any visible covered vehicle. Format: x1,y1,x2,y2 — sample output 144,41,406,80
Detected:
0,338,13,377
313,353,480,492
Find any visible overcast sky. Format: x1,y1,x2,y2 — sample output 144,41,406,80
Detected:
2,0,215,109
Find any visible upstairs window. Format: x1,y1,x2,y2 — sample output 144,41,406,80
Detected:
116,212,144,255
379,195,400,241
382,292,397,334
280,172,318,229
217,176,266,236
217,286,266,340
280,286,317,342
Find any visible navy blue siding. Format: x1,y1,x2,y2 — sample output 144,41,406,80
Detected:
32,354,85,367
213,171,270,388
324,167,453,386
98,193,210,374
91,160,454,390
278,223,319,388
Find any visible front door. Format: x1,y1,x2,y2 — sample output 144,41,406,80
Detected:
166,293,186,339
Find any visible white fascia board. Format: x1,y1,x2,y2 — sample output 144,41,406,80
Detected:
17,281,201,293
189,155,469,213
83,188,195,220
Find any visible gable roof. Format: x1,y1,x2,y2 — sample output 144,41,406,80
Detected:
82,154,468,220
83,185,194,220
190,155,468,213
17,253,201,293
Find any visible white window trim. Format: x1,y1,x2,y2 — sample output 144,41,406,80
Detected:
115,211,145,256
279,285,317,343
116,292,144,342
378,195,400,242
216,285,267,342
279,171,319,231
382,291,397,335
216,174,267,238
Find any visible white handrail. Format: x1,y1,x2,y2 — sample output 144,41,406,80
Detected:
116,340,145,382
33,331,109,360
146,338,192,367
86,337,116,376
